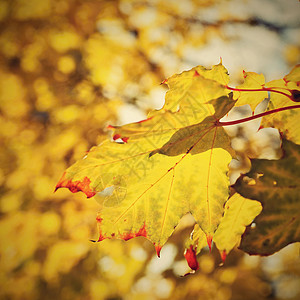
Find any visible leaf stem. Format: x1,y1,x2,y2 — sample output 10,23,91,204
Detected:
225,85,293,100
217,105,300,127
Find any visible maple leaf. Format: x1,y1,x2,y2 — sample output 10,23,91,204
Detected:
55,63,236,256
233,139,300,255
213,193,262,260
261,65,300,144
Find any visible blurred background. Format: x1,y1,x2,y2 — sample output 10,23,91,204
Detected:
0,0,300,299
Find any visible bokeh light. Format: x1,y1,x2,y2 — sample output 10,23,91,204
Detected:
0,0,299,299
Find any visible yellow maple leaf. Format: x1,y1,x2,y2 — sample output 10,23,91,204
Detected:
56,63,235,256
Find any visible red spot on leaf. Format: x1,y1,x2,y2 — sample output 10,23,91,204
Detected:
184,245,199,271
121,232,135,241
98,232,106,242
96,217,106,241
55,172,96,198
122,137,129,143
258,125,264,131
107,124,115,129
206,234,213,252
193,70,200,77
161,79,168,85
155,245,162,258
120,223,148,240
136,223,147,237
221,250,227,263
96,216,103,223
243,70,247,78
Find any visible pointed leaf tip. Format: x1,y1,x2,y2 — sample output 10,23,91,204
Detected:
155,245,162,257
55,172,96,198
193,70,200,77
184,245,199,271
221,250,227,263
206,234,213,252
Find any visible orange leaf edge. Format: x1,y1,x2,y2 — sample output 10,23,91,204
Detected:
206,234,213,252
55,172,96,198
95,217,161,254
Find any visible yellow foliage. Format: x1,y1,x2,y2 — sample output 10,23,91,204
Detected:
40,212,61,235
0,1,9,21
49,28,81,53
13,0,52,20
0,72,28,118
58,55,76,74
43,241,89,281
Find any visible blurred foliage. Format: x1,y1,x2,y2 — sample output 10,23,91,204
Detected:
0,0,299,299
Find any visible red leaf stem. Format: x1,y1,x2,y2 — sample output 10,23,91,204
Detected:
225,85,294,101
217,105,300,127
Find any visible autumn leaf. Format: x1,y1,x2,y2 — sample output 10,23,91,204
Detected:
213,193,262,260
261,65,300,144
233,139,300,255
56,63,236,256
